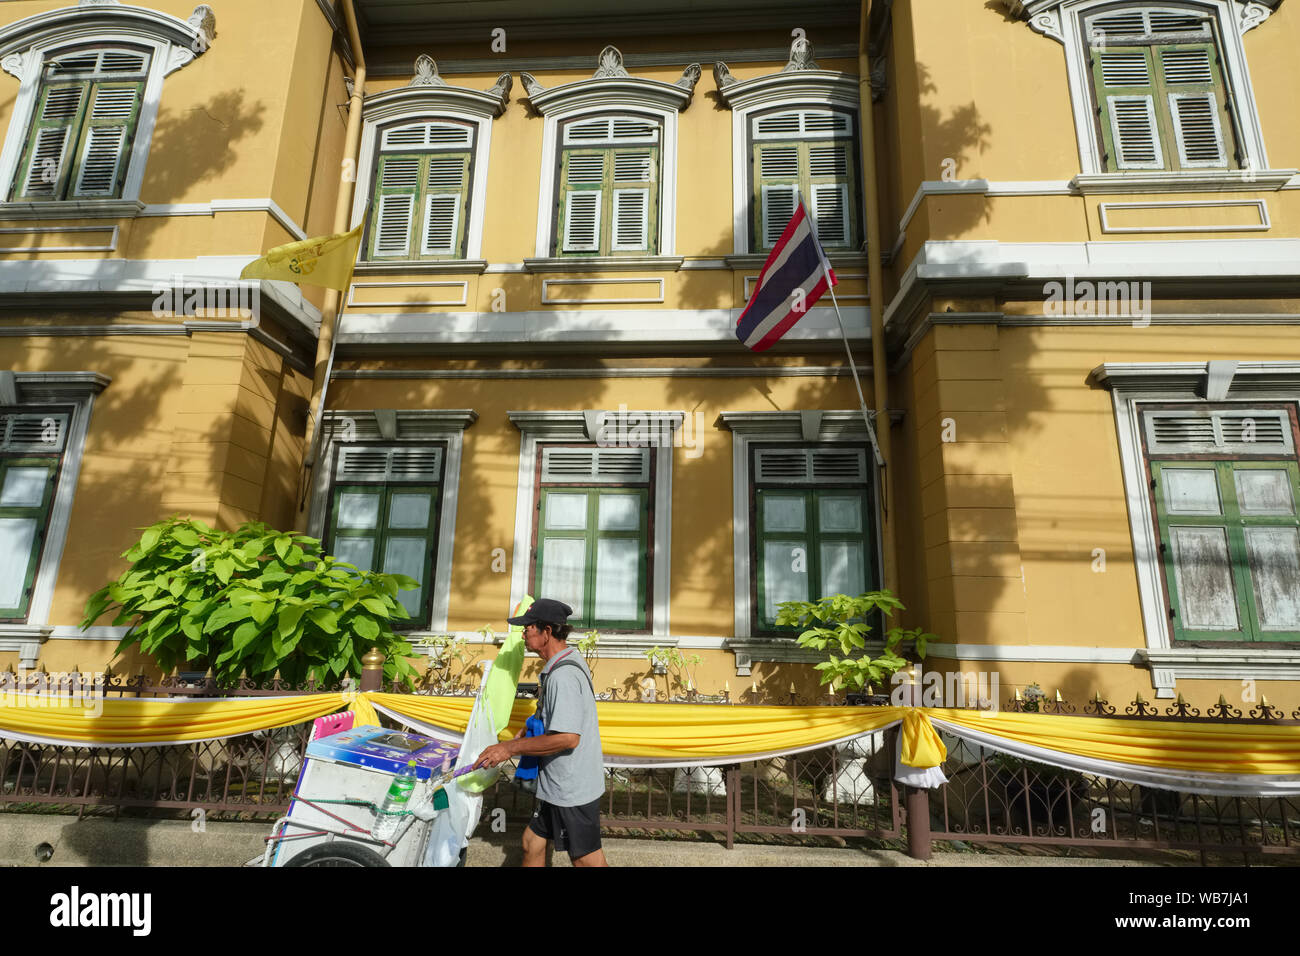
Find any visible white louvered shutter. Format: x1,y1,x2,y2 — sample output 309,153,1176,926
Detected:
420,155,465,256
1144,408,1293,456
0,411,70,453
336,445,442,482
611,189,648,251
761,185,798,247
1169,93,1226,167
1108,96,1163,169
562,191,601,252
811,183,848,245
541,447,649,483
755,447,868,484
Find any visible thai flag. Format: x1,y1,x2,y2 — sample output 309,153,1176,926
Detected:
735,199,837,352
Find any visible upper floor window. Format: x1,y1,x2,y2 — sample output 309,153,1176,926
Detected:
554,114,661,256
366,120,476,261
1010,0,1282,184
13,47,148,202
750,107,860,251
0,3,215,207
1086,8,1237,171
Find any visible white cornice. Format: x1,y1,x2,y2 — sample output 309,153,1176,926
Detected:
1003,0,1283,40
713,70,859,111
522,46,699,115
1087,360,1300,391
0,3,216,76
363,74,512,120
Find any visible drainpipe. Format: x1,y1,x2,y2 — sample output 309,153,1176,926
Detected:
297,0,366,529
858,0,899,595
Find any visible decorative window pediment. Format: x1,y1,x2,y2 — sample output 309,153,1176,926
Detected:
521,46,701,115
362,55,511,122
1004,0,1280,42
713,36,859,112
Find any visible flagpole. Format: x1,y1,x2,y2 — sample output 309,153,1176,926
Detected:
826,279,886,473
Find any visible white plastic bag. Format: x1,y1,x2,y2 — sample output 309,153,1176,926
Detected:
422,671,499,867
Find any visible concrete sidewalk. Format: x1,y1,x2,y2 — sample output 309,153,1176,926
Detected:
0,813,1170,867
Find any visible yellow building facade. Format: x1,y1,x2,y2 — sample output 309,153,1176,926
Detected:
1,0,1297,713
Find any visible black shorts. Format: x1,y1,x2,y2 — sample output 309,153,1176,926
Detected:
528,797,603,860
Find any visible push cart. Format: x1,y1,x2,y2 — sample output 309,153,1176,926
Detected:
256,724,467,868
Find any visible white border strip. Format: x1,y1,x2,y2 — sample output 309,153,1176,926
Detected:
0,224,117,253
346,280,469,308
1099,199,1270,235
540,276,665,305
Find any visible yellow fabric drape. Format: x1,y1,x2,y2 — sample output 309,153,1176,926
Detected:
933,708,1300,776
2,693,1299,782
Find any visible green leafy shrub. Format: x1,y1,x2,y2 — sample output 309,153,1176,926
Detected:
775,590,934,692
80,517,421,687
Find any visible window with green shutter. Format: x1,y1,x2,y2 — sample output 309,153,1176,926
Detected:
532,446,651,630
0,408,70,621
1143,406,1300,642
326,444,444,628
12,47,148,202
365,120,474,261
750,108,859,252
1086,8,1238,171
751,445,879,633
554,115,660,256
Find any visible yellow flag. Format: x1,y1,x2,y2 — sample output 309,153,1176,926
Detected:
239,222,364,292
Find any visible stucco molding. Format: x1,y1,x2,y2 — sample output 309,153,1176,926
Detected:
0,626,53,669
1003,0,1281,39
364,66,511,120
1094,361,1300,695
522,45,700,115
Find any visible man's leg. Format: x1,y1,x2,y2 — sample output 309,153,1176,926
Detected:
571,848,608,867
522,822,548,867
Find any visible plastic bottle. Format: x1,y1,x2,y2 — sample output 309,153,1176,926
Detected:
372,759,418,842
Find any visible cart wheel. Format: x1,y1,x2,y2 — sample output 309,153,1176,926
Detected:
285,843,391,867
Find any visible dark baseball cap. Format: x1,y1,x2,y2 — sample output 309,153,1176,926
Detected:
507,598,573,628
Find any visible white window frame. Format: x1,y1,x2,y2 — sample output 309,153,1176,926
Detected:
718,411,884,641
308,409,476,634
1010,0,1279,183
507,411,678,639
0,371,108,666
1090,360,1300,697
0,3,215,211
534,102,679,259
716,72,861,255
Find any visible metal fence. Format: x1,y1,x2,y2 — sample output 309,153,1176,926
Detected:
1,672,1297,860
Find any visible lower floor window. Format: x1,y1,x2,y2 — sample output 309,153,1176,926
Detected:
0,456,59,619
532,445,651,630
752,445,879,633
326,444,443,627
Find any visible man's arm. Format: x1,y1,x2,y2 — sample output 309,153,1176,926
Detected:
474,732,579,770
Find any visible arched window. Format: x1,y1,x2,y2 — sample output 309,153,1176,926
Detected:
554,113,662,256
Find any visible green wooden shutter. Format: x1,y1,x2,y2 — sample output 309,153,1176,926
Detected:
369,155,419,258
610,146,658,253
0,458,58,619
1093,47,1164,170
756,488,812,629
14,81,89,200
1157,42,1232,168
559,149,604,252
70,80,143,197
808,141,853,247
1153,460,1300,642
420,152,469,257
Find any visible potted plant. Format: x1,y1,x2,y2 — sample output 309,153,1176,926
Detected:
80,517,422,687
775,590,934,700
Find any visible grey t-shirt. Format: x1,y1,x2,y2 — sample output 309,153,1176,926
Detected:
536,650,605,807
